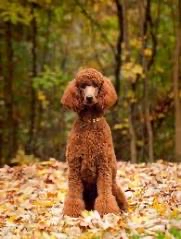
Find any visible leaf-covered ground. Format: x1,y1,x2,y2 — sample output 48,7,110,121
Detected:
0,159,180,239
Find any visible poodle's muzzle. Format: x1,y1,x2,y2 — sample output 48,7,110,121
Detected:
82,86,98,106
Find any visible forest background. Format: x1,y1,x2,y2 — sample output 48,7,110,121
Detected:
0,0,181,166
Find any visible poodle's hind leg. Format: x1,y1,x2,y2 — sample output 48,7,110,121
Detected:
83,183,97,211
112,182,128,211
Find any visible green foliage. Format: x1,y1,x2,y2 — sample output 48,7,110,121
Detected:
169,228,181,238
33,66,69,91
0,0,179,163
130,235,140,239
156,228,181,239
0,1,32,25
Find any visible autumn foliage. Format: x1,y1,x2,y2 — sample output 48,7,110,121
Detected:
0,159,180,238
0,0,181,164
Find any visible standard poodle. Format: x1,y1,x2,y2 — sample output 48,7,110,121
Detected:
61,68,128,217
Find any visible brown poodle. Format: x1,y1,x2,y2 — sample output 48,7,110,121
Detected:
61,68,128,217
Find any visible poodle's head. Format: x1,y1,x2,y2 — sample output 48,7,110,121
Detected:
61,68,118,113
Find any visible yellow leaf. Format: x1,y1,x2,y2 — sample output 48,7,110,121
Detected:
137,227,145,234
81,210,92,218
33,200,54,207
128,175,140,188
144,48,152,57
136,140,144,147
7,215,16,222
114,123,124,130
45,0,52,4
170,208,180,219
132,64,143,75
47,192,57,198
152,196,167,215
42,232,56,239
79,231,98,239
156,66,164,73
130,38,142,49
37,91,46,102
57,191,65,202
127,90,135,98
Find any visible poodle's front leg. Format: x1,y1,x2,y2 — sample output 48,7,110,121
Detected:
95,165,120,215
63,162,85,217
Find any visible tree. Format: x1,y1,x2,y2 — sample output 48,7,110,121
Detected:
173,0,181,162
3,21,16,162
26,3,38,154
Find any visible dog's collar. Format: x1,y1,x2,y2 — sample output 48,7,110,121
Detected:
88,117,102,123
80,117,102,123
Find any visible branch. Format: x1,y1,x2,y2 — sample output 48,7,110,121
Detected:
146,0,158,70
74,0,115,55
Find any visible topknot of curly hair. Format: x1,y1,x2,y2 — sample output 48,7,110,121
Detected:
75,68,103,81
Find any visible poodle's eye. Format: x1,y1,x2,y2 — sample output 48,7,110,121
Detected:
92,82,98,88
80,83,87,89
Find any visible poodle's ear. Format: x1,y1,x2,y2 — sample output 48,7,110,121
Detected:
99,77,118,110
61,79,81,112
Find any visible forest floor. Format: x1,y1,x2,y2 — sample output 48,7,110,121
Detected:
0,159,180,239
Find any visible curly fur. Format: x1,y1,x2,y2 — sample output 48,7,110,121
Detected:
61,68,128,217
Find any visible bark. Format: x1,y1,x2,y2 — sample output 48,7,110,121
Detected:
26,3,38,153
128,113,137,163
174,0,181,162
41,10,52,68
0,46,3,164
140,0,154,162
122,0,137,163
0,118,2,165
114,0,124,95
145,106,154,162
3,21,16,163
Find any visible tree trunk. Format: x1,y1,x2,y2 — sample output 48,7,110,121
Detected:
122,0,137,163
3,21,15,163
145,105,154,162
26,4,38,154
0,46,3,165
0,118,2,165
114,0,124,95
128,112,137,163
174,0,181,162
140,0,154,162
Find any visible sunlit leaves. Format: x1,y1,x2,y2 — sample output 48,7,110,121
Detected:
144,48,152,57
33,66,66,90
0,1,32,25
122,62,144,82
130,39,142,49
33,66,69,108
152,196,167,216
11,149,39,165
0,160,180,238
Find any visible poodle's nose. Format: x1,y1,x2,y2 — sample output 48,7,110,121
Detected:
86,95,93,103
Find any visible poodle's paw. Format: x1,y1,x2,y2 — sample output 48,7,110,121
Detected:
116,194,129,211
63,197,85,217
120,199,129,211
95,195,120,216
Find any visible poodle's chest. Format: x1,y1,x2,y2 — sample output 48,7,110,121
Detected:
80,157,97,183
67,121,113,183
78,132,105,183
